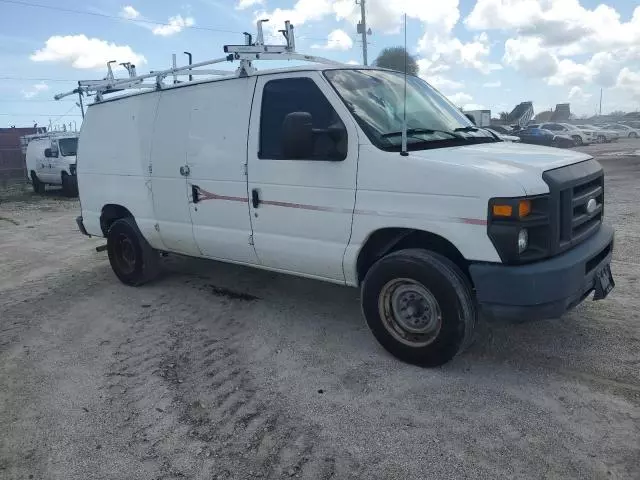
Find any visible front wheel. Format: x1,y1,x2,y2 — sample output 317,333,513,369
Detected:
597,135,606,144
107,217,160,286
361,249,477,367
572,135,583,146
31,172,45,194
630,132,638,139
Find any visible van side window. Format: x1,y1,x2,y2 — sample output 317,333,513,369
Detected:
259,77,347,161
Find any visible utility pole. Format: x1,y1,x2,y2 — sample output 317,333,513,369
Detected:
599,88,603,116
357,0,368,65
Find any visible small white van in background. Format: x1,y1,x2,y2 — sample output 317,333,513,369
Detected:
58,21,615,366
25,133,79,196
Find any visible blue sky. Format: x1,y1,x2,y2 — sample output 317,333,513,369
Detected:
1,0,639,128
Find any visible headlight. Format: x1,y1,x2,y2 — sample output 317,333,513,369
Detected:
488,196,550,264
518,228,528,253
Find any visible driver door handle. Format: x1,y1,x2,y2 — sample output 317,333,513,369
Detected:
251,189,261,208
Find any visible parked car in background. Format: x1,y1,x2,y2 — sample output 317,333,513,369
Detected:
486,125,513,134
484,127,521,142
601,123,639,138
25,132,79,196
516,127,576,148
537,123,593,145
575,124,618,143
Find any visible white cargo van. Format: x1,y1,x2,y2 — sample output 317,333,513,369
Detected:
61,22,614,366
25,133,78,196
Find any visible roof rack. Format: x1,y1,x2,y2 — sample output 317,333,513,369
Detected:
54,20,342,103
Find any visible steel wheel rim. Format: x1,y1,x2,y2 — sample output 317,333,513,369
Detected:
114,233,136,275
378,278,442,347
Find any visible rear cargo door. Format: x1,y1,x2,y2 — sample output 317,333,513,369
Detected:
150,90,201,256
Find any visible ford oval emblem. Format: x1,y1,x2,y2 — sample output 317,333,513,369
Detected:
586,198,597,214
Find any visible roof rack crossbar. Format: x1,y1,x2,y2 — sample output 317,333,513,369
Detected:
54,20,343,103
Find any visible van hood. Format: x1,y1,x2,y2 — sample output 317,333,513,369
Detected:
409,141,593,195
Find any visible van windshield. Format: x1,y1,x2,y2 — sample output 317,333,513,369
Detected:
59,138,78,157
324,69,496,152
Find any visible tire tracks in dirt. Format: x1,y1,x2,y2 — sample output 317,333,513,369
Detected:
102,276,361,480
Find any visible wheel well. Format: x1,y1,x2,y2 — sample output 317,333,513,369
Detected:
100,204,133,236
356,228,470,285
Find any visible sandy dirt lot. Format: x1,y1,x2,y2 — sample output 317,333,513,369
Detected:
1,140,639,480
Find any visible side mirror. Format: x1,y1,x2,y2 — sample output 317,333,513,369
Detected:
282,112,314,159
44,148,52,158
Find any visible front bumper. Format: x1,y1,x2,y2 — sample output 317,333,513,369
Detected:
470,224,614,321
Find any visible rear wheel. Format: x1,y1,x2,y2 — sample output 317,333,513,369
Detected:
107,217,160,286
61,173,76,197
31,171,45,194
361,249,476,367
572,135,583,146
597,135,606,144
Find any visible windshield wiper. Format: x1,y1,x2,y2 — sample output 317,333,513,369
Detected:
454,126,479,132
382,128,465,140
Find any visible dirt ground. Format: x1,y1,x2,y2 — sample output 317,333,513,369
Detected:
1,140,639,480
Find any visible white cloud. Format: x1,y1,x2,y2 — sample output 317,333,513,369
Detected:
424,75,463,91
483,80,501,87
503,36,558,77
312,29,353,51
447,92,473,106
346,60,360,65
256,0,336,35
120,5,140,20
236,0,263,10
21,82,48,99
152,15,195,36
616,68,640,101
547,58,592,86
418,32,501,74
31,35,146,69
568,86,591,103
466,1,640,56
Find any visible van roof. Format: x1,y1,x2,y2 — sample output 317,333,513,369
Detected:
86,64,383,107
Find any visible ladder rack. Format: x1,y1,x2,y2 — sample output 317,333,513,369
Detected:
54,20,343,103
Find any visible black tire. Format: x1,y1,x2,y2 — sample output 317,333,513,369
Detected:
630,132,638,139
31,172,45,194
597,135,606,144
572,135,583,146
107,217,160,286
361,249,476,367
61,173,76,197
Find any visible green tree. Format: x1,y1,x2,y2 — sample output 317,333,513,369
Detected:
499,111,510,122
373,47,419,75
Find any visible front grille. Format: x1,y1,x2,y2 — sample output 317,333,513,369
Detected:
543,159,604,255
560,175,604,248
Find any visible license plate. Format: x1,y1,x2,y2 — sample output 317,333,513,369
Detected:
593,264,614,300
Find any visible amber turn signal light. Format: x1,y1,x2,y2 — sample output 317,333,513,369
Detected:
492,200,532,219
492,205,513,217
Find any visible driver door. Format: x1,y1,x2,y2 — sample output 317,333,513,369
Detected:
246,73,359,282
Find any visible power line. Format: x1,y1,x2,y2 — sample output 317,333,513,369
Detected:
0,112,82,116
0,0,241,34
0,0,330,41
0,76,77,82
